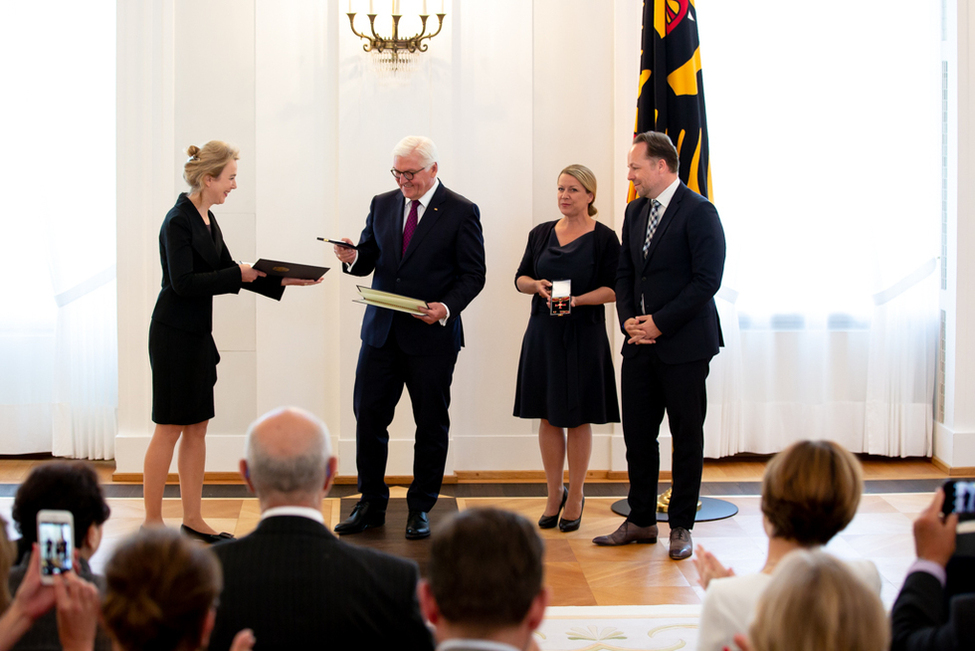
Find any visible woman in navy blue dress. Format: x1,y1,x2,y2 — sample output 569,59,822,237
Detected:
514,164,620,532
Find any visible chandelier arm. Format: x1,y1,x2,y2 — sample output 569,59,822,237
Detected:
347,9,445,72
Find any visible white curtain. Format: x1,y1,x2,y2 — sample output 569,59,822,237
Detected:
698,0,942,457
0,1,117,458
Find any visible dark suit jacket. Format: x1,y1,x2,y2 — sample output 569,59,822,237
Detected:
891,569,975,651
209,516,434,651
151,193,283,333
345,181,486,355
616,182,725,364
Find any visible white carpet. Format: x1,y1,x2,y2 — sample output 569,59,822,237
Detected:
536,605,701,651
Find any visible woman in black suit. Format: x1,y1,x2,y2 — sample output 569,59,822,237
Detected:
514,164,620,532
143,141,319,543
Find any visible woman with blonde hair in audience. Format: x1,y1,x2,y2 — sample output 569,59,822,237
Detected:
694,439,881,651
102,528,253,651
734,549,888,651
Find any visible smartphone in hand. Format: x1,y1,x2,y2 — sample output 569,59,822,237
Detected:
37,509,74,584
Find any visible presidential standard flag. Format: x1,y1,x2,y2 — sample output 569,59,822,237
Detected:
630,0,712,201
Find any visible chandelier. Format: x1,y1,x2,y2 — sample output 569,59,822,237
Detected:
347,1,446,75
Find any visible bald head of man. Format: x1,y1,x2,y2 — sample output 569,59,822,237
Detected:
240,407,337,510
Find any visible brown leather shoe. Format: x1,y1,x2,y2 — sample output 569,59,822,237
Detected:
592,521,658,546
669,526,693,560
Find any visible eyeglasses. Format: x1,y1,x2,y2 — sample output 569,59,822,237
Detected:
390,165,430,181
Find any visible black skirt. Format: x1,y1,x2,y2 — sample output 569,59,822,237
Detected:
148,319,219,425
513,308,620,428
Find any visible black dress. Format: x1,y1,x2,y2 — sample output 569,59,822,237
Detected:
513,220,621,428
149,193,284,425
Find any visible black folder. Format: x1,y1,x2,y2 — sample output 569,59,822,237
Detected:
253,258,329,280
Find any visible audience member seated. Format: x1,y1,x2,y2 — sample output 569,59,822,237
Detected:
0,516,100,651
890,487,975,650
694,440,879,651
736,549,887,651
207,406,434,651
102,528,254,651
418,508,549,651
8,462,112,651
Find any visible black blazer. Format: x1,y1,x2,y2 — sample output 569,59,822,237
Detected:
345,181,486,355
891,569,975,651
616,182,725,364
514,220,620,320
151,193,284,333
209,516,434,651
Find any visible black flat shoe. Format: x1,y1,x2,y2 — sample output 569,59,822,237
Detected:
538,486,568,529
559,496,585,532
405,510,431,540
334,501,386,535
180,524,234,545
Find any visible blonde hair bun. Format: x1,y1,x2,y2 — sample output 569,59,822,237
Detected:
183,141,239,194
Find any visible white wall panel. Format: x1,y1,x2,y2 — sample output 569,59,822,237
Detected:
116,0,176,462
173,0,257,212
253,0,334,433
444,0,536,469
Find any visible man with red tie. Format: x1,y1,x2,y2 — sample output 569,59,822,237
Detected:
332,136,486,540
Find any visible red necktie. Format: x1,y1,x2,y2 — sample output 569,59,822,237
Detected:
402,200,419,255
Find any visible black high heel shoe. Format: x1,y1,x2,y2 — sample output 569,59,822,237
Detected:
538,487,568,529
559,496,585,532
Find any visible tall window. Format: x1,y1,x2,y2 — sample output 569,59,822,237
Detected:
0,2,117,457
696,1,941,456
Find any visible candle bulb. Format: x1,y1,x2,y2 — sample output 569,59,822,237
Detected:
423,0,427,14
369,0,373,13
441,0,444,13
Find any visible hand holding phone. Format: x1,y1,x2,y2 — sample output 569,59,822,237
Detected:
37,509,74,585
940,480,975,558
942,480,975,519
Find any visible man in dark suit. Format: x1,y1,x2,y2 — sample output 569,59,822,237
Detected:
332,136,486,540
418,508,549,651
593,131,725,560
208,407,434,651
891,488,975,650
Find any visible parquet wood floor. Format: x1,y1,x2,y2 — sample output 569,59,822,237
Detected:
0,456,961,610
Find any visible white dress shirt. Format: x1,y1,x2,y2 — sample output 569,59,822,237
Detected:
651,176,680,213
260,505,325,524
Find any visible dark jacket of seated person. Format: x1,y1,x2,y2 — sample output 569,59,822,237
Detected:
209,406,434,651
890,489,975,651
207,512,433,651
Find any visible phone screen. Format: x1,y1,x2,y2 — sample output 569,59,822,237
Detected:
38,521,73,578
